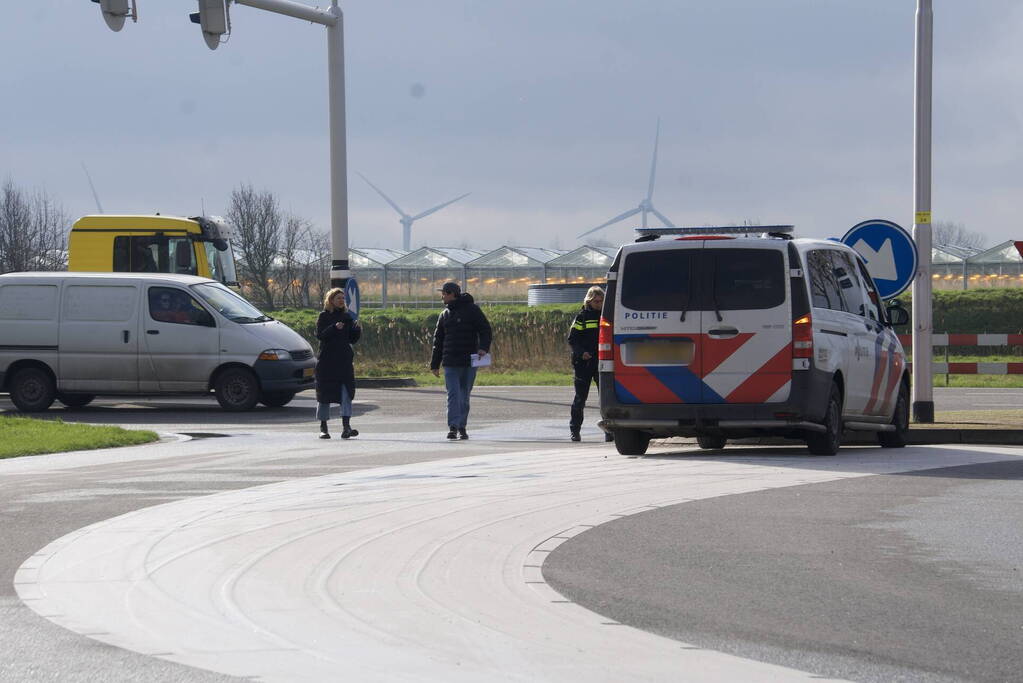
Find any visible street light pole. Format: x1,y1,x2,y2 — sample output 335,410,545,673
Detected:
911,0,934,423
326,2,351,290
233,0,351,292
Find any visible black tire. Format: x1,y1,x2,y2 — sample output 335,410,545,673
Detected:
259,391,296,408
614,429,651,456
878,383,909,448
806,384,843,456
214,368,260,412
57,393,96,408
10,367,57,412
696,435,727,450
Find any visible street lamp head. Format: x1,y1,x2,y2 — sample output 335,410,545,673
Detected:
92,0,135,32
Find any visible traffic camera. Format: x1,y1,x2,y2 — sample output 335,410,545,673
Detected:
91,0,136,32
189,0,232,50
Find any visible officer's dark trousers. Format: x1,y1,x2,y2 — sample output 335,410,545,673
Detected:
570,358,599,429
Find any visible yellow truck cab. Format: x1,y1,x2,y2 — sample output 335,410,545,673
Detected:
68,214,239,287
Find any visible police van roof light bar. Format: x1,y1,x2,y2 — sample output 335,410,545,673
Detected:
635,225,794,237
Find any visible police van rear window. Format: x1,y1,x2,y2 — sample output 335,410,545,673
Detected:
621,248,784,311
620,250,693,310
711,249,785,311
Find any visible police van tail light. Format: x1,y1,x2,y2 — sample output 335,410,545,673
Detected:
792,313,813,358
598,317,613,360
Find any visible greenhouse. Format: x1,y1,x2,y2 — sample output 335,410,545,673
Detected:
465,246,564,301
383,247,484,305
349,248,407,304
544,245,618,284
963,240,1023,289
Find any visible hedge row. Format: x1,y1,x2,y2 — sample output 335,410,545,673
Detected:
273,289,1023,372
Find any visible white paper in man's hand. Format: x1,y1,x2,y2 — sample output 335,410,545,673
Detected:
470,353,492,368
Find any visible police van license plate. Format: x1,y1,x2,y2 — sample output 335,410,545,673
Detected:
622,339,695,366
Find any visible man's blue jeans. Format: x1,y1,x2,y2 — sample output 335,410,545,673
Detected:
443,366,477,428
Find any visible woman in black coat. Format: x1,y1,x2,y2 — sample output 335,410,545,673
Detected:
315,288,362,439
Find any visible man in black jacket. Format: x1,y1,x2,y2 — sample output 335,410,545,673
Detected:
430,281,492,440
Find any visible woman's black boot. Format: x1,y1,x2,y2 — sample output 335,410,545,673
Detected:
319,420,331,439
341,416,358,439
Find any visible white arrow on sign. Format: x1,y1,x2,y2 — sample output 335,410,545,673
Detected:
851,237,898,281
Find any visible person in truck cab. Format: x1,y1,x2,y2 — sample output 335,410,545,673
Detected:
567,286,613,442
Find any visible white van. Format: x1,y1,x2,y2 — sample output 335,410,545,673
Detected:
598,226,911,456
0,272,315,412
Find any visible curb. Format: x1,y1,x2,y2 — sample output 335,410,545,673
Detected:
356,377,418,388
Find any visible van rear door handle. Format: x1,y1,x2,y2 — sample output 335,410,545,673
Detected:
146,330,160,335
708,327,739,339
123,330,130,343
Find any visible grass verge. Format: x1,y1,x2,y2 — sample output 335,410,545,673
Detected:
0,416,159,459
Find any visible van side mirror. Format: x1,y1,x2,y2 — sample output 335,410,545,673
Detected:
886,300,909,327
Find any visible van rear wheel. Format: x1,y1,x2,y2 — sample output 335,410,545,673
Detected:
806,384,843,456
614,429,650,456
57,393,95,408
696,435,727,450
214,368,260,412
10,367,57,412
259,391,296,408
878,383,909,448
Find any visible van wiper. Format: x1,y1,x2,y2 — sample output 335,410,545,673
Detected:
710,259,723,322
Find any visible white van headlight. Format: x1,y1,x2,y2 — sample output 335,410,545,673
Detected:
258,349,292,361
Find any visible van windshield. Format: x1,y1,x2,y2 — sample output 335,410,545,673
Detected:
192,282,271,323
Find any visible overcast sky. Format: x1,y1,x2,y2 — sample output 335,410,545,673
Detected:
2,1,1020,252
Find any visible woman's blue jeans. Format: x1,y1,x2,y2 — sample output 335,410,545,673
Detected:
316,386,352,421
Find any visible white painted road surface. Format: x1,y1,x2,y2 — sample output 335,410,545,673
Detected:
15,443,1021,682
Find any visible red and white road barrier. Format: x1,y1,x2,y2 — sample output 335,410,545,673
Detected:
900,333,1023,375
898,334,1023,347
907,362,1023,375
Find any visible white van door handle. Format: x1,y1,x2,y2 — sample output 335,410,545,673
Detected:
146,330,160,335
123,330,130,343
708,327,739,339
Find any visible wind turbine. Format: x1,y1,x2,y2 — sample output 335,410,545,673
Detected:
357,172,470,251
81,162,104,213
578,120,674,239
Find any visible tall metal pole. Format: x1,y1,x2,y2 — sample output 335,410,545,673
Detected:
911,0,934,423
326,1,351,289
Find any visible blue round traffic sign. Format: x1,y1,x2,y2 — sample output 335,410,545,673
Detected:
344,277,360,319
842,219,917,299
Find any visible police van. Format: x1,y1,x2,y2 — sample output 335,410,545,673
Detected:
598,226,910,456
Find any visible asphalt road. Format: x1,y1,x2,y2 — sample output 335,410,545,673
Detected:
1,386,1022,681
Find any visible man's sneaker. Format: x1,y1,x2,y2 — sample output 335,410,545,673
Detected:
570,428,581,442
446,427,458,440
458,427,469,440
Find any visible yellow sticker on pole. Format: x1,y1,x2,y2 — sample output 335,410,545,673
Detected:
915,211,932,224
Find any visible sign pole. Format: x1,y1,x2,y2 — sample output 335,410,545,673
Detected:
911,0,934,423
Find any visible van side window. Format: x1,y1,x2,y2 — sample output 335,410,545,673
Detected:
148,287,214,326
807,250,850,312
621,250,693,310
832,250,867,315
855,259,884,322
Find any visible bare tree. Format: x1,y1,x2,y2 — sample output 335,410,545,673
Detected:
0,180,69,274
933,220,987,252
227,184,282,308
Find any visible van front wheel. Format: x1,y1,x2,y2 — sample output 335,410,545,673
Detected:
259,391,296,408
214,368,260,412
57,393,95,408
614,429,650,456
10,367,57,412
